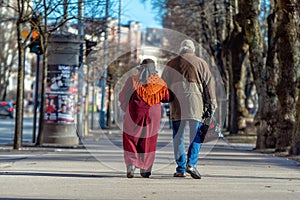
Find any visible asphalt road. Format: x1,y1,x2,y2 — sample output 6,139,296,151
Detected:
0,116,35,145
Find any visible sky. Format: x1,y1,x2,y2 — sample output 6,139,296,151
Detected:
120,0,162,29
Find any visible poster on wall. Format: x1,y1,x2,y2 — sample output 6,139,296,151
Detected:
44,64,78,124
44,93,76,124
47,65,78,93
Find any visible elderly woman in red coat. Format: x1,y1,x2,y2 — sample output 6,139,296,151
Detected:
119,58,169,178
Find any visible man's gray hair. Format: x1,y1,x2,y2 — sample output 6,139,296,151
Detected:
180,39,195,53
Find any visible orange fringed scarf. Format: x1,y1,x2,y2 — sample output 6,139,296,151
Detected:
132,74,169,106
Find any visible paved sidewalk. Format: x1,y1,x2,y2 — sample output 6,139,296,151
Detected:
0,128,299,200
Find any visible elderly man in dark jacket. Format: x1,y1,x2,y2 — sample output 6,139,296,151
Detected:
162,39,217,179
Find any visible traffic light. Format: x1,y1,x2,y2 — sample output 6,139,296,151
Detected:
85,39,97,56
29,14,42,55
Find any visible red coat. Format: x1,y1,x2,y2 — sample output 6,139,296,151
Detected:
119,74,169,170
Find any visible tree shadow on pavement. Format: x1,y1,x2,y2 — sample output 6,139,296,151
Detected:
0,171,125,178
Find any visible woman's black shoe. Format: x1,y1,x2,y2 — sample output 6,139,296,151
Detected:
140,169,151,178
127,165,136,178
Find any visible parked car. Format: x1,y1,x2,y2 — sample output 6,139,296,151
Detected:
0,101,14,118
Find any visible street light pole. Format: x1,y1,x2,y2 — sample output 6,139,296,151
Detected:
100,0,109,129
117,0,121,57
77,0,84,138
32,54,40,143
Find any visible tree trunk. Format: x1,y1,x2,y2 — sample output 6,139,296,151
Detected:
14,19,25,150
275,0,298,151
226,14,248,134
290,3,300,155
36,5,49,145
36,43,47,145
291,84,300,155
260,10,278,149
245,0,266,148
240,0,279,149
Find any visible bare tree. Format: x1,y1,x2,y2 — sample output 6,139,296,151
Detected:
291,79,300,155
157,0,235,130
0,0,120,148
13,0,34,149
11,0,83,147
290,3,300,156
275,0,299,151
224,10,248,134
35,0,102,145
254,0,279,149
0,4,18,101
238,0,277,149
146,0,300,154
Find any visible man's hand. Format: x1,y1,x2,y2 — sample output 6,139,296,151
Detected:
200,108,214,143
202,109,213,119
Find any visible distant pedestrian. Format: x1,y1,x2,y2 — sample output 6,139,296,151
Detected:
162,39,217,179
119,58,169,178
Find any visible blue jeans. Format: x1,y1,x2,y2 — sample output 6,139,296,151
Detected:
172,120,202,173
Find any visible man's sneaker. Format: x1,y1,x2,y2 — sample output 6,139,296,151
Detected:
186,165,201,179
173,172,186,177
